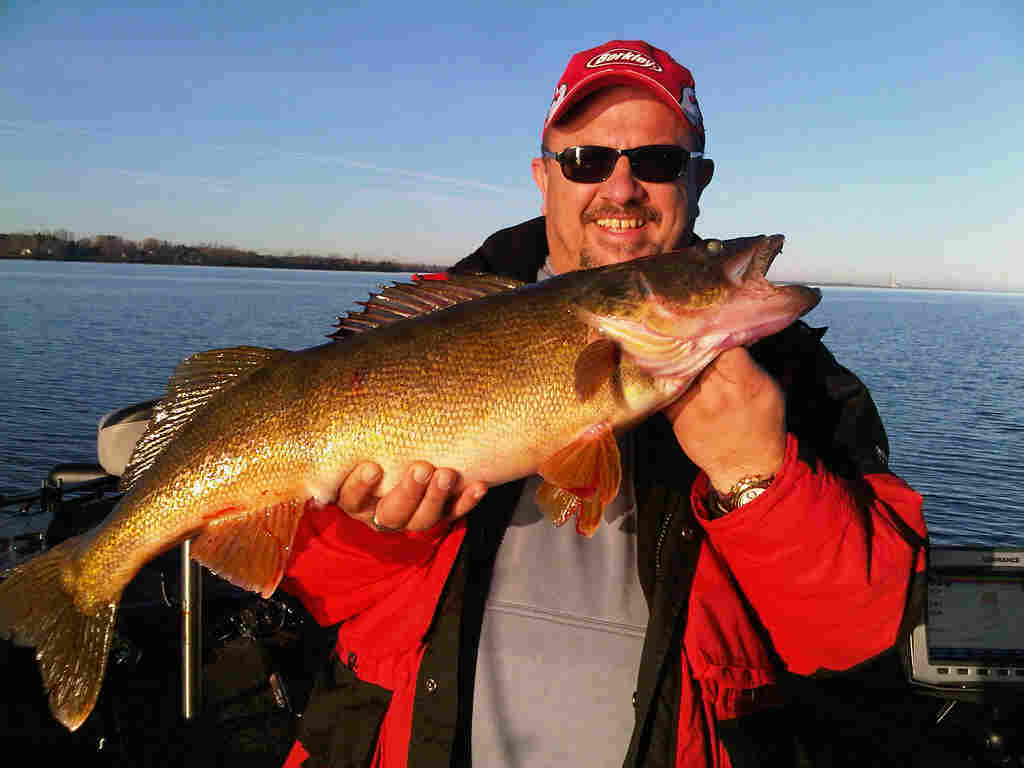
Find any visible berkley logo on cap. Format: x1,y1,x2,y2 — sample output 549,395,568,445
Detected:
585,49,663,72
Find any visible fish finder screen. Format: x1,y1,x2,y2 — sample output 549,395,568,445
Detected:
927,572,1024,665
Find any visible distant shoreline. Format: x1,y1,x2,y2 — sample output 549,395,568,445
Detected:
1,232,446,273
1,252,446,273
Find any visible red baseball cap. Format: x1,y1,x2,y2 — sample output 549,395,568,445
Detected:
542,40,705,146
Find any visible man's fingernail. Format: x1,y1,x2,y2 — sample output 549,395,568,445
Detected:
412,466,430,484
436,470,454,490
361,465,381,484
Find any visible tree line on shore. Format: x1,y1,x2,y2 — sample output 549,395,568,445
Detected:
1,231,446,273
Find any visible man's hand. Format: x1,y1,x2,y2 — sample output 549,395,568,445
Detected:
337,462,487,532
664,348,786,494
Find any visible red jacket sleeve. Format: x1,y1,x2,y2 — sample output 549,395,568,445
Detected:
281,499,466,633
691,433,926,675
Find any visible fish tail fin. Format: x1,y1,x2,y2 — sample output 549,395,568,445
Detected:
0,535,117,731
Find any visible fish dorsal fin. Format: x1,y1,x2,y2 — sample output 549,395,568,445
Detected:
535,422,621,537
191,499,308,597
120,346,291,492
330,272,524,338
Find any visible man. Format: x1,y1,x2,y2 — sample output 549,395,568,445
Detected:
282,40,926,767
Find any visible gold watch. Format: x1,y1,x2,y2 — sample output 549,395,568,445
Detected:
712,474,775,516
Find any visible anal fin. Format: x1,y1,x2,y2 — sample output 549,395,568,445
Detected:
192,500,305,597
536,422,621,538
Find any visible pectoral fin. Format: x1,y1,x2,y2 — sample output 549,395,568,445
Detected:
573,338,620,402
535,423,621,538
192,499,306,597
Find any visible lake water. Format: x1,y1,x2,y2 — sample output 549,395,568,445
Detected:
2,259,1023,546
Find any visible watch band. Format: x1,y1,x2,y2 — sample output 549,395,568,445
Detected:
711,474,775,516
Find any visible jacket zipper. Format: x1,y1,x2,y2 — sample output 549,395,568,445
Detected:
654,508,674,579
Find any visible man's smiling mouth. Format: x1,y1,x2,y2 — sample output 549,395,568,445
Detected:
595,217,645,231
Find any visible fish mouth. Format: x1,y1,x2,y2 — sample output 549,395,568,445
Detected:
719,234,786,285
716,235,819,346
717,285,822,347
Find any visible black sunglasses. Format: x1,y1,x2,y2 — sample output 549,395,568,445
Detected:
540,144,702,184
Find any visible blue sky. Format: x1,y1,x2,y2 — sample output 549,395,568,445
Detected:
1,1,1021,289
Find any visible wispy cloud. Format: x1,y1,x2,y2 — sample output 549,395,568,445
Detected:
0,120,520,196
104,168,235,194
241,146,516,195
321,157,511,194
0,118,120,141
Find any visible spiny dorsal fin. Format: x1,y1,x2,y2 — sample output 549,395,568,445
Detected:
330,272,524,339
120,346,292,492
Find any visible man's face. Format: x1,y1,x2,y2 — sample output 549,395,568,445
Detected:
531,86,710,275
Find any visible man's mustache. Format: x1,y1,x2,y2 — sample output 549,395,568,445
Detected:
582,205,661,224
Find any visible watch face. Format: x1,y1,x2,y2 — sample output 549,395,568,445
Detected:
735,486,767,507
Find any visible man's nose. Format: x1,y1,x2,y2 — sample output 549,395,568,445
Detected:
600,155,646,204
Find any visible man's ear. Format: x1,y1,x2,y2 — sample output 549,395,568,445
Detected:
531,156,550,216
687,157,714,229
696,157,714,192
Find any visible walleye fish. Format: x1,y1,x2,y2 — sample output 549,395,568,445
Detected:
0,235,819,730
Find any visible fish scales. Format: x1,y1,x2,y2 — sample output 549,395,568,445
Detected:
0,234,821,731
74,281,639,609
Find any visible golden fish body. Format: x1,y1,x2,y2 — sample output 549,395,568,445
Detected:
0,234,820,730
78,280,660,602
